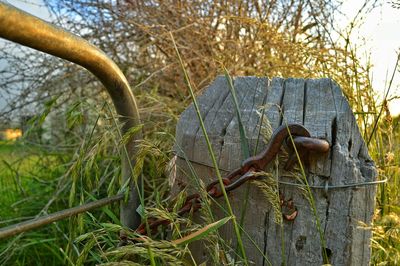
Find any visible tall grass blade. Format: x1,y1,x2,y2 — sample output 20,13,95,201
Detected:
367,52,400,146
170,32,248,264
223,68,250,159
172,216,232,245
282,119,329,264
224,69,266,257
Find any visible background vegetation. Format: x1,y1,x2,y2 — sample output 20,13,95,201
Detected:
0,0,399,265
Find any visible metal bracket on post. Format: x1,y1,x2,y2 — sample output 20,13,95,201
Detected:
0,2,142,236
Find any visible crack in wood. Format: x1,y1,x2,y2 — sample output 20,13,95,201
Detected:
302,79,307,124
263,212,270,266
250,81,269,142
278,78,286,127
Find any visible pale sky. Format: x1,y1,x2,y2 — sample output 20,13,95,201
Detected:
3,0,49,19
339,0,400,115
1,0,400,115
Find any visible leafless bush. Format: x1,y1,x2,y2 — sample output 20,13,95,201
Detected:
1,0,374,129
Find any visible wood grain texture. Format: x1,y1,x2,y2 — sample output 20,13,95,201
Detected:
173,76,376,265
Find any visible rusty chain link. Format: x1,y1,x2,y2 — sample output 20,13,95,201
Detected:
134,124,330,236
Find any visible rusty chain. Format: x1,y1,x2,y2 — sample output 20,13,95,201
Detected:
133,124,330,236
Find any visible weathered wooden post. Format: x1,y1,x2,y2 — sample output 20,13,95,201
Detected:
173,76,377,265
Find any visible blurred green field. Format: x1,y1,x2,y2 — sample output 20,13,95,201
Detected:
0,140,106,265
1,142,47,216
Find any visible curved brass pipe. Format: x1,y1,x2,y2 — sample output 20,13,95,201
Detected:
0,3,142,229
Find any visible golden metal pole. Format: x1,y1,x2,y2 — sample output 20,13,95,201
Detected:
0,3,142,230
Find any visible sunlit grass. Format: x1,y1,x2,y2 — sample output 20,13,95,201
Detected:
0,141,67,265
0,141,56,215
0,2,399,264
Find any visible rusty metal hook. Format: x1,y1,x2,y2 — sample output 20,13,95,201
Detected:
280,193,298,221
284,135,330,170
133,123,330,236
205,124,330,198
241,124,311,172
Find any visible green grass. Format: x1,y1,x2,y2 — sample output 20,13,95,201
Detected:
1,98,400,265
0,141,67,265
1,61,399,265
0,141,51,215
171,32,248,264
1,81,400,265
2,0,400,264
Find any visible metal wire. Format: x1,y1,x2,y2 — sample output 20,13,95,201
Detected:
278,177,388,190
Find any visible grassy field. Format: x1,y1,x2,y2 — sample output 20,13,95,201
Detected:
0,141,69,265
0,2,399,262
0,142,44,215
0,99,399,265
369,115,400,264
0,140,119,265
0,61,399,265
